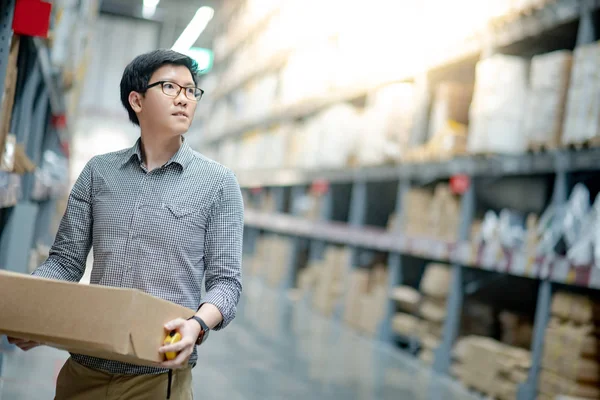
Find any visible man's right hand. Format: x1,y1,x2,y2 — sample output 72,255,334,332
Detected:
7,337,40,351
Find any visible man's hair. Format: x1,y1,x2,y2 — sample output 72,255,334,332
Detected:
120,49,200,125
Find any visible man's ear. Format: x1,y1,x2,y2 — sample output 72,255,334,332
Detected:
129,91,143,113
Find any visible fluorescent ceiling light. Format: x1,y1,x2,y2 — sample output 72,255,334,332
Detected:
142,0,159,19
172,6,215,52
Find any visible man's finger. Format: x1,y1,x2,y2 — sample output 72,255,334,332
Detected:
164,318,187,331
159,338,192,355
160,348,191,369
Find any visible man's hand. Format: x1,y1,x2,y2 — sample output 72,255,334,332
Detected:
158,318,201,369
7,337,40,351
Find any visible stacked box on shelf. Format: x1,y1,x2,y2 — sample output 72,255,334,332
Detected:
311,247,351,317
562,42,600,147
498,311,533,349
417,263,452,364
344,262,389,337
316,104,365,169
539,292,600,400
356,83,416,166
404,82,472,163
452,336,531,400
403,184,460,242
389,263,451,363
467,54,529,154
524,50,572,150
245,235,293,288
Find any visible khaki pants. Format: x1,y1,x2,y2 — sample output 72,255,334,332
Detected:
55,358,193,400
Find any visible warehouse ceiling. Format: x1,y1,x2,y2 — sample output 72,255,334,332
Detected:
99,0,227,49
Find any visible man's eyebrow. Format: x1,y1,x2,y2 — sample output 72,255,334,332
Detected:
157,79,196,87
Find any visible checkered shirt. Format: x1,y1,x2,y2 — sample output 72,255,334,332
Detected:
32,138,244,375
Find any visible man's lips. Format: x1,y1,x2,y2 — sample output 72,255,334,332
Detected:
172,112,188,118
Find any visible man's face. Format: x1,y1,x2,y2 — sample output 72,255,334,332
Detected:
137,64,197,136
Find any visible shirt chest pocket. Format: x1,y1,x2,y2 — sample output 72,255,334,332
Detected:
141,203,209,253
163,203,209,231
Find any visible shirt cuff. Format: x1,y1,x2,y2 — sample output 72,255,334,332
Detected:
199,289,237,331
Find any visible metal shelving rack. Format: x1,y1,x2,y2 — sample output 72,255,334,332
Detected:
0,2,70,275
208,1,600,399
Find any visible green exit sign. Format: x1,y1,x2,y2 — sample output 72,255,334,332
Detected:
184,47,214,74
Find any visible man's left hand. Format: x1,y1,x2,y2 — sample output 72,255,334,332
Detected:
158,318,201,369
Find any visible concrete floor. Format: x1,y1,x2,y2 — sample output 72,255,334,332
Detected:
0,278,476,400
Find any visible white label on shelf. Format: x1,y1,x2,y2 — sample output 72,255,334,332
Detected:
511,251,527,277
539,256,553,280
551,257,570,284
481,243,497,271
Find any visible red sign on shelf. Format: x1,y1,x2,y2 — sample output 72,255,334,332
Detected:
13,0,52,38
450,174,471,195
310,179,329,195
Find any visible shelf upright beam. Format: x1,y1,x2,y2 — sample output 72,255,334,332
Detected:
307,188,333,262
336,179,368,320
22,86,49,201
518,165,568,400
380,180,410,342
0,0,15,94
433,180,476,377
281,185,306,291
576,0,596,46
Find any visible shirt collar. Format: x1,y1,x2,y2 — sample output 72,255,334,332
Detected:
121,136,194,170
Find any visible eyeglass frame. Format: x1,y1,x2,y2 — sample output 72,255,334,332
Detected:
145,80,205,102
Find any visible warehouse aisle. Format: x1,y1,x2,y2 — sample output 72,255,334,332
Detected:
0,278,476,400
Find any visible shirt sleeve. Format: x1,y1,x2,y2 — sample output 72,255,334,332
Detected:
32,159,94,282
200,169,244,330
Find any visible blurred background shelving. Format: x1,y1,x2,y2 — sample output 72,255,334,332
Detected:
3,0,600,399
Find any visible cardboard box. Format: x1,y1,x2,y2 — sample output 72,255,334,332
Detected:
0,271,195,367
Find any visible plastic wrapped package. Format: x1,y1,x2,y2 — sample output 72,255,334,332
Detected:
293,119,322,170
243,74,279,120
497,209,526,249
236,132,262,171
524,51,572,148
267,124,293,170
562,43,600,145
316,104,363,169
364,83,417,164
428,82,473,141
468,55,529,154
218,139,238,169
205,102,232,139
279,43,337,105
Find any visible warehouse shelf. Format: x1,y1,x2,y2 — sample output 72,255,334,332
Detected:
234,147,600,188
245,209,600,290
214,6,281,66
204,0,589,146
212,50,290,100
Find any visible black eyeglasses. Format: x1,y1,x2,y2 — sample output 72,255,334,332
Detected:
146,81,204,101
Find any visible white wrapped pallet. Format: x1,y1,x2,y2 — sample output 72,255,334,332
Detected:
356,83,416,165
562,43,600,146
467,55,529,154
317,104,363,169
524,50,572,150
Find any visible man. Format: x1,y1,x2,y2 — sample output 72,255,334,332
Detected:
8,49,244,399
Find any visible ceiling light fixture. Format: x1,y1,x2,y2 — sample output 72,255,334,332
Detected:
172,6,215,53
142,0,159,19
